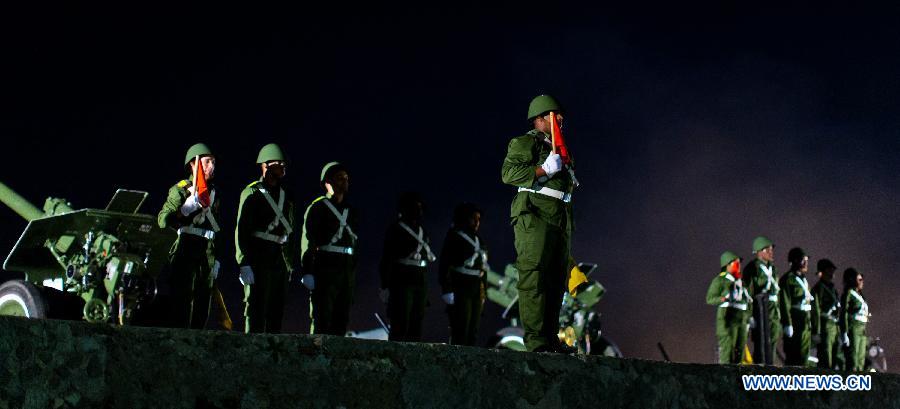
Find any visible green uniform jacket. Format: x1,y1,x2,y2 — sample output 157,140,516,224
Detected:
438,228,488,295
300,196,359,275
706,272,752,317
379,221,433,289
811,280,840,329
779,271,818,334
840,289,869,334
744,259,780,319
234,180,300,273
157,179,222,266
500,129,575,231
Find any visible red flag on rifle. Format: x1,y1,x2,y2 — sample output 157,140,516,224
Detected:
193,155,211,208
549,112,571,165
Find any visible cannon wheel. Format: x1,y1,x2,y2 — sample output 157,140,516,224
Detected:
0,279,48,318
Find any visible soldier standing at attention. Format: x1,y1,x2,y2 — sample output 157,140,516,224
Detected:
706,251,751,364
157,143,222,329
840,268,870,371
380,192,434,342
779,247,816,366
811,258,843,369
438,202,488,346
235,143,300,334
300,162,358,336
744,236,781,365
501,94,577,353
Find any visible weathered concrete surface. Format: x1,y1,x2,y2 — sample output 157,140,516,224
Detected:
0,317,897,409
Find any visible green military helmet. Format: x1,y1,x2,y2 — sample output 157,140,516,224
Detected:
752,236,774,253
184,143,213,166
788,247,806,264
256,143,287,164
320,161,347,182
527,94,563,121
720,251,741,268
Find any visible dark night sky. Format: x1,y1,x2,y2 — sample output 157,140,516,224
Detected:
1,5,899,370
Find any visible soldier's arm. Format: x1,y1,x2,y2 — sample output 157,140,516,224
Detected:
300,201,321,276
839,292,849,333
705,276,726,305
158,184,189,229
437,231,456,294
235,188,256,266
811,286,821,334
779,276,792,328
501,137,540,187
378,225,396,289
283,199,302,274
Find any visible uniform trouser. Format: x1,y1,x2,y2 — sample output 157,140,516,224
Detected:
845,321,867,371
310,252,356,336
513,213,569,352
388,265,427,342
169,241,213,330
817,319,841,369
783,311,811,366
447,273,484,346
243,246,288,334
751,297,782,365
716,307,749,364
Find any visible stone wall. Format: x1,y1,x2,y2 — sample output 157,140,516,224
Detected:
0,317,897,408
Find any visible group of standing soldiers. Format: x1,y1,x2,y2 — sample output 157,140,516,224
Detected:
707,236,873,371
156,143,490,345
154,93,576,352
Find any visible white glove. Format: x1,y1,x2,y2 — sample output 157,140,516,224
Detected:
748,317,756,329
379,288,390,304
441,292,455,305
301,274,315,290
211,260,220,280
239,266,255,285
842,332,850,346
784,325,794,338
540,153,563,177
180,194,201,216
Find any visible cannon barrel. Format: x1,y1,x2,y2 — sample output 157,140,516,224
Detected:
0,182,44,222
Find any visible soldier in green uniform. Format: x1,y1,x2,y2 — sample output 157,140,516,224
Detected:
300,162,358,336
157,143,222,329
235,143,300,334
438,202,488,346
501,94,577,353
811,258,843,369
706,251,751,364
379,192,434,342
779,247,816,366
840,268,869,371
744,235,781,365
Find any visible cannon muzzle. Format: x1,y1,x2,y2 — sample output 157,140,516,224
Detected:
0,182,44,221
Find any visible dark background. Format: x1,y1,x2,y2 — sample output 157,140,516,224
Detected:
1,5,898,370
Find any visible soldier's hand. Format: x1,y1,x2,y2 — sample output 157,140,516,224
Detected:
784,325,794,338
441,292,455,305
239,266,255,285
541,153,563,177
842,332,850,346
211,260,221,280
181,194,202,216
379,288,390,304
301,274,315,291
748,317,756,329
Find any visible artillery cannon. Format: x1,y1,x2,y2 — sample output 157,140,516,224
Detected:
485,261,623,356
0,182,175,324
